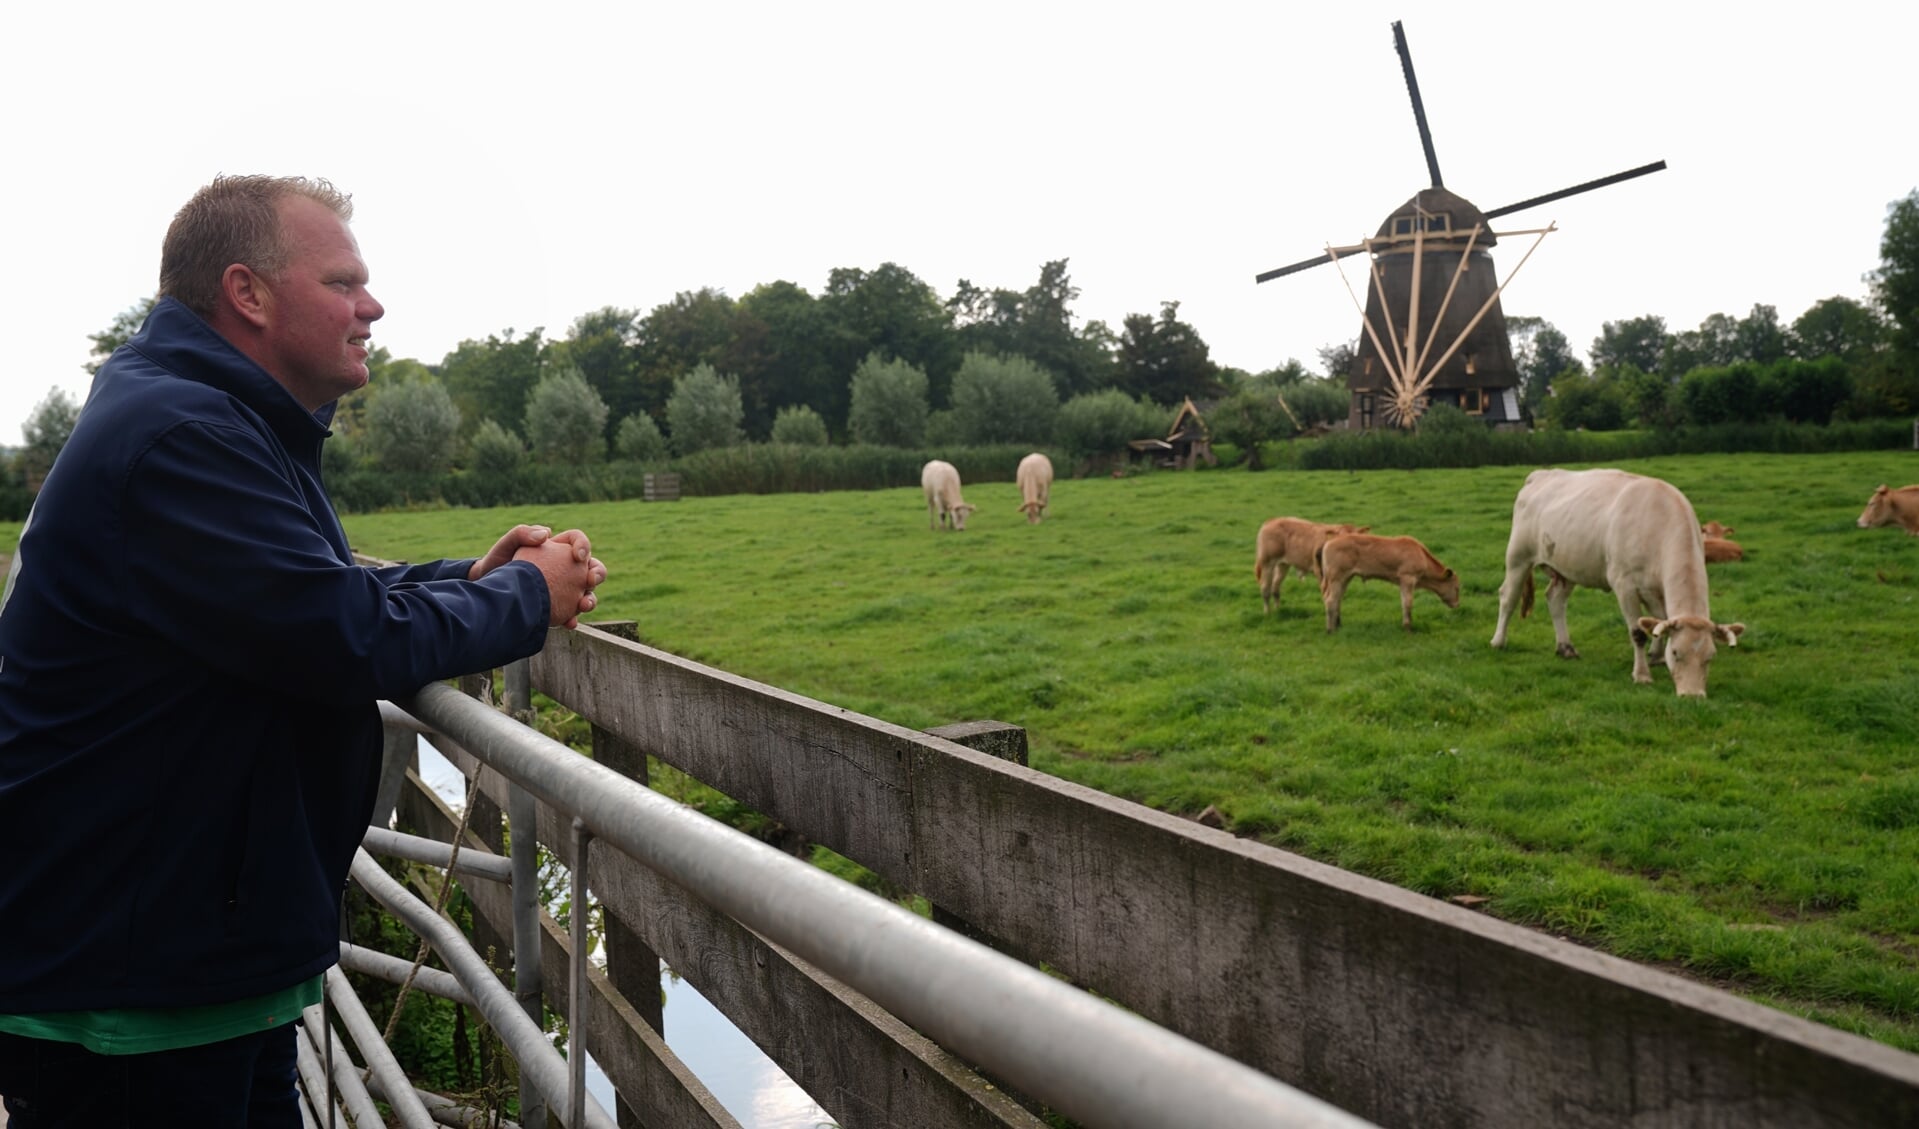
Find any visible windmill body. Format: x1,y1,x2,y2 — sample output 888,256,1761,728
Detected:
1348,187,1519,428
1256,21,1664,430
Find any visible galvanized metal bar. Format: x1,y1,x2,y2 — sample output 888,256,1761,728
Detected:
503,659,547,1129
397,680,1375,1129
362,825,515,883
362,1072,525,1129
324,965,440,1129
300,1001,386,1129
378,700,433,732
293,1033,340,1128
373,724,416,829
348,847,618,1129
337,941,474,1006
569,817,592,1129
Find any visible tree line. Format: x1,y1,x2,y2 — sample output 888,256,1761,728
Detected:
6,190,1917,518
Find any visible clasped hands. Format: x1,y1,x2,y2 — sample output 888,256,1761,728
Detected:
470,525,609,629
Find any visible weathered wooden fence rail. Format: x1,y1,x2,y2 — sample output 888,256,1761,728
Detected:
394,623,1919,1128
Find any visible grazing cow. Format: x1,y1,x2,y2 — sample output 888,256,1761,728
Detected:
1316,533,1460,633
1857,484,1919,535
1254,517,1369,613
920,460,977,531
1016,452,1054,524
1490,468,1744,698
1703,537,1744,564
1701,520,1735,539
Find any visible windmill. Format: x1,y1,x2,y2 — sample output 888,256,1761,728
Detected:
1256,20,1665,430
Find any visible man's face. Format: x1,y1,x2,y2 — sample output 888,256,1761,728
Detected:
258,195,384,411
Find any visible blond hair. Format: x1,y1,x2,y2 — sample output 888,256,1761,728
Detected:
158,175,354,317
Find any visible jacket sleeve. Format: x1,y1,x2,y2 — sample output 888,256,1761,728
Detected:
117,420,550,704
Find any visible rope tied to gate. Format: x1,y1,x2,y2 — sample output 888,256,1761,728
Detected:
379,767,483,1047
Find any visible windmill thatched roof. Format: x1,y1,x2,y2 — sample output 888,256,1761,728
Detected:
1372,187,1497,252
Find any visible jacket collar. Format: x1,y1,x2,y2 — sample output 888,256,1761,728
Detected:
127,297,338,437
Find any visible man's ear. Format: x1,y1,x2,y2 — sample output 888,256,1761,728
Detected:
221,263,272,329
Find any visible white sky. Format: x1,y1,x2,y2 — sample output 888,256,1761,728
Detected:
4,2,1911,446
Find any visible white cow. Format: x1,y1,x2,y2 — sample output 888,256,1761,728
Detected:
1016,453,1054,524
1490,468,1745,698
920,460,977,531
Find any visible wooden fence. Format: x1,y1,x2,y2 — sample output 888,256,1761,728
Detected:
392,623,1919,1128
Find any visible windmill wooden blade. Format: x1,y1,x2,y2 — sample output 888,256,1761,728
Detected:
1482,160,1667,220
1255,252,1334,284
1393,20,1444,189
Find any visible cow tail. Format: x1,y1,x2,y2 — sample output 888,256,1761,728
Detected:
1521,567,1535,618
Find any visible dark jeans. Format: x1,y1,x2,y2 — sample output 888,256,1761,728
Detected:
0,1021,301,1129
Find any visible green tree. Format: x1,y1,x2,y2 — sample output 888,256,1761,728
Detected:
1733,304,1790,365
820,264,960,404
365,378,461,474
548,307,643,443
1661,312,1738,377
437,328,548,438
524,366,610,465
1870,189,1919,355
86,297,157,375
1509,317,1582,421
1209,382,1293,469
769,404,829,446
948,352,1059,446
666,363,745,456
1679,363,1762,426
1791,296,1885,364
1114,302,1221,405
613,412,669,463
950,261,1114,398
1591,315,1669,374
738,281,843,434
846,353,931,447
19,387,82,487
1538,370,1628,431
1284,378,1353,426
634,290,743,425
1316,340,1357,380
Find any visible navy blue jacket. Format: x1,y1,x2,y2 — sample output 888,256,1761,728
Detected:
0,298,551,1011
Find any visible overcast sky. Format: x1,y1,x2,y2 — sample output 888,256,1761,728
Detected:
4,2,1910,447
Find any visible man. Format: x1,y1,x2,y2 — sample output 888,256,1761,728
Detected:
0,175,606,1127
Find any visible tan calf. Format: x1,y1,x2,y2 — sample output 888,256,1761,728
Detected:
1316,533,1460,633
1254,517,1368,613
1701,520,1735,539
1857,484,1919,535
1703,537,1743,564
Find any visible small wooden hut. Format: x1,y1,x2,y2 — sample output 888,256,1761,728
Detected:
1128,397,1218,469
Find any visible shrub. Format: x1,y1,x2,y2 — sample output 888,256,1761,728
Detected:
1055,390,1165,464
667,364,746,456
948,353,1059,446
365,379,461,474
769,405,830,446
466,419,525,477
846,354,930,447
524,366,609,465
614,412,669,464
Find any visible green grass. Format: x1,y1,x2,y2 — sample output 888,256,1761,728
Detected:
12,450,1917,1049
341,451,1919,1047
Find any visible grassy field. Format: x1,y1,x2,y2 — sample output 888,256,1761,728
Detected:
9,449,1915,1048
